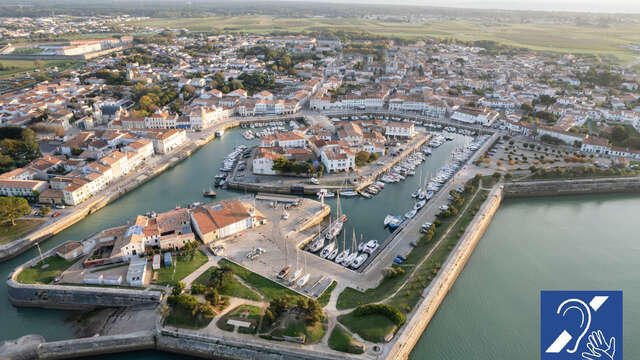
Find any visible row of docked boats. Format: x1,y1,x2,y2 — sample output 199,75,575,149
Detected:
380,150,429,184
240,120,288,129
310,229,378,270
316,182,386,200
384,134,490,229
219,145,250,172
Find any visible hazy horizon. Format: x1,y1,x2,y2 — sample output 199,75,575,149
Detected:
298,0,640,14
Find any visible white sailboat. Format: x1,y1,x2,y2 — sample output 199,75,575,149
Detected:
297,273,311,287
343,230,358,267
335,231,349,264
295,251,308,286
324,192,345,240
320,241,335,258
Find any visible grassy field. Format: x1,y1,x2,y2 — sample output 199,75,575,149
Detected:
193,265,262,301
219,259,304,301
166,304,213,329
153,250,208,285
133,16,640,63
217,304,263,334
0,219,44,245
0,59,81,78
338,312,397,343
17,256,73,284
317,281,336,307
328,324,364,354
270,318,326,344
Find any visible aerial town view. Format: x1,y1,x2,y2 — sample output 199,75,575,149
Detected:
0,1,638,360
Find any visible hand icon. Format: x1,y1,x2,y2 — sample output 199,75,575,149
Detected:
581,330,615,360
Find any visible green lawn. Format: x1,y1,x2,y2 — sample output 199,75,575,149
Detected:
317,281,336,307
17,256,74,284
270,318,325,344
217,304,263,334
166,304,212,329
338,312,397,343
328,324,365,354
153,250,208,285
219,259,304,301
194,265,262,301
0,219,44,245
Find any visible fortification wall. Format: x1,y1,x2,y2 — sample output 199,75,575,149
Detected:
503,176,640,197
386,185,503,360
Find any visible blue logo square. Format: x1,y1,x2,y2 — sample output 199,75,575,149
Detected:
541,291,622,360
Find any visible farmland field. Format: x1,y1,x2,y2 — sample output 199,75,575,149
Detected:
133,16,640,63
0,59,80,78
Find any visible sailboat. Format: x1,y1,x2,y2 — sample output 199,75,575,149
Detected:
308,225,324,252
320,241,335,258
343,230,358,267
290,249,303,282
297,273,310,287
297,252,310,287
411,170,422,198
324,192,345,240
335,231,349,264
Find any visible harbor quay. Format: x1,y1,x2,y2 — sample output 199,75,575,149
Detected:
227,131,432,195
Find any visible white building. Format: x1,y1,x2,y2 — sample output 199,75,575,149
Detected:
385,122,416,138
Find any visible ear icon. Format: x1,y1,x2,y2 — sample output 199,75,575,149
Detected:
545,298,592,354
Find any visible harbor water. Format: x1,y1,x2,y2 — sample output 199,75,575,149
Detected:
2,126,637,359
0,126,467,342
410,194,640,359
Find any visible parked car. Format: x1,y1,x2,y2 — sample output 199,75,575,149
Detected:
51,212,61,217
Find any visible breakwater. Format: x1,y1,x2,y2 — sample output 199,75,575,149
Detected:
7,279,162,310
385,185,503,360
2,329,360,360
1,332,155,360
503,176,640,197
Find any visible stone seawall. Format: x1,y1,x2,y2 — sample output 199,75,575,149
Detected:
37,331,155,360
7,249,162,310
386,185,503,360
156,329,356,360
503,176,640,197
7,279,162,310
2,329,359,360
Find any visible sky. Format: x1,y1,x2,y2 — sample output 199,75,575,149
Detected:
318,0,640,14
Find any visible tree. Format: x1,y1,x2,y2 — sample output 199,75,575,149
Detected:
172,281,185,295
0,197,31,226
40,206,50,217
355,151,370,167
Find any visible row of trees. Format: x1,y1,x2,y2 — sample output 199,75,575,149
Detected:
272,157,322,177
264,295,324,327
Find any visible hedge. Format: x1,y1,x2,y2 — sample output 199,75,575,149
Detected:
353,303,405,326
